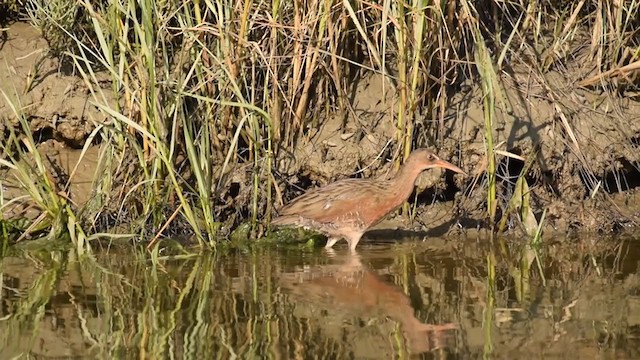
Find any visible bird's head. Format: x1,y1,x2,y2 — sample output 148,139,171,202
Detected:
408,148,466,175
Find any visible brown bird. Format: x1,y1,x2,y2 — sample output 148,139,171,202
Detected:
279,254,457,354
272,148,465,251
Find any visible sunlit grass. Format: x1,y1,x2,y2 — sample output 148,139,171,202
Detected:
0,89,91,255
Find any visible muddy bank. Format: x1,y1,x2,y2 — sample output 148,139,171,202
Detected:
0,22,113,148
268,56,640,233
1,21,640,239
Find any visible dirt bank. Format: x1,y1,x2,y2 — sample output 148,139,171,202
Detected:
1,21,639,238
273,49,640,234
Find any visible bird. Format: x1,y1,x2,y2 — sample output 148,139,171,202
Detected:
278,253,457,353
271,148,465,251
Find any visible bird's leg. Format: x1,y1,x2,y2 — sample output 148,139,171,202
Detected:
347,236,362,253
324,247,337,257
325,237,340,249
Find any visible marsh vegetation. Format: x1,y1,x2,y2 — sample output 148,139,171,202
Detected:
1,0,638,249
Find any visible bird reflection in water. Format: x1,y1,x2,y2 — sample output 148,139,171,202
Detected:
279,253,457,355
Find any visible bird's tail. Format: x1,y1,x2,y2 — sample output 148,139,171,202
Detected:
270,215,299,227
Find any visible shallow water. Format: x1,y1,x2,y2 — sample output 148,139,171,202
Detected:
1,235,639,359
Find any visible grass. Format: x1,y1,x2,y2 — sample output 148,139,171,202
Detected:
0,0,638,252
1,89,92,255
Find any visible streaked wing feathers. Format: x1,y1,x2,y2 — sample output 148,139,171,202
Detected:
276,178,384,226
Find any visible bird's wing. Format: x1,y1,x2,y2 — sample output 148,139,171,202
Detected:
278,179,382,225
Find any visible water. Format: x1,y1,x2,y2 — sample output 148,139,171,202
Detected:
1,235,639,359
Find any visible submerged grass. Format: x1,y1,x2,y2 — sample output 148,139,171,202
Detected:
0,0,638,250
1,236,634,357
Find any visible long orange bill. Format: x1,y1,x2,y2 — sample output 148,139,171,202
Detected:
434,159,466,176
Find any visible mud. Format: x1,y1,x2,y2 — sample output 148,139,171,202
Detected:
1,21,640,236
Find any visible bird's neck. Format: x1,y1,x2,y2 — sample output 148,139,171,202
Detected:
389,162,425,204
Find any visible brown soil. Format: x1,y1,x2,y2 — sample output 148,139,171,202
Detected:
1,23,107,220
2,22,640,236
277,57,640,233
0,22,113,147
